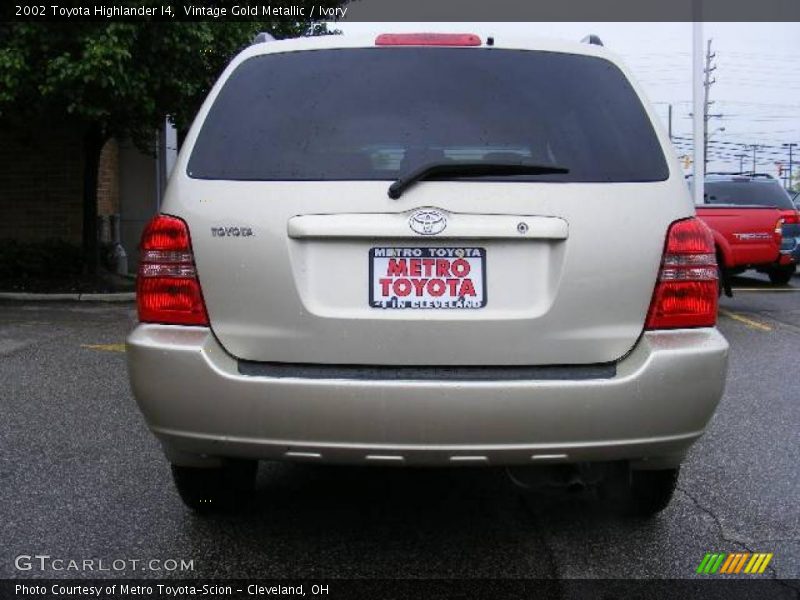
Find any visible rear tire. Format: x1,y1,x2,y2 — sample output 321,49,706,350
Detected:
627,467,679,517
767,265,795,285
599,463,679,517
171,459,257,513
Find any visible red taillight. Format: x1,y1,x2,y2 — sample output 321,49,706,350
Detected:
779,210,799,225
375,33,482,47
137,215,208,326
645,218,718,330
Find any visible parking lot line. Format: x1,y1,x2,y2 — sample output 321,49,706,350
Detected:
80,343,127,352
731,287,800,292
718,310,773,332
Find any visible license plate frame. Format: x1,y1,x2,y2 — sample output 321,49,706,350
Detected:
369,247,487,310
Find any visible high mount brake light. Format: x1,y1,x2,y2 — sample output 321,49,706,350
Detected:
137,215,209,326
645,218,718,330
375,33,482,47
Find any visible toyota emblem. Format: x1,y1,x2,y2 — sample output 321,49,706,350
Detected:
409,209,447,236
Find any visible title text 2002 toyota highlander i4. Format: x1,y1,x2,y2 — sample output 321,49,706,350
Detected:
127,33,729,516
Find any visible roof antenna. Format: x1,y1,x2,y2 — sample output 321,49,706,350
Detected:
580,34,604,46
252,32,276,45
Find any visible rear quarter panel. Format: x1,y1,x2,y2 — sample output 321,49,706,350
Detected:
696,206,782,267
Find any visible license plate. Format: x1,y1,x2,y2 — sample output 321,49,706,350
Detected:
369,247,486,309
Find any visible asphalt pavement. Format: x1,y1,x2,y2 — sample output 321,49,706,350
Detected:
1,272,798,585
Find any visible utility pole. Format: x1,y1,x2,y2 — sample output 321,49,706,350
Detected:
668,104,673,141
737,153,746,173
747,144,761,174
692,21,704,207
783,142,798,190
702,39,720,168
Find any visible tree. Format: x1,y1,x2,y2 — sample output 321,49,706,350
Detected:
0,17,343,273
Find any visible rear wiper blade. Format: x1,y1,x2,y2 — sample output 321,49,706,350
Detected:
388,160,569,199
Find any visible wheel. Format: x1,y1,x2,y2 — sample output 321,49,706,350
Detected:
627,467,679,517
599,463,679,517
170,459,257,512
716,254,732,297
767,265,795,285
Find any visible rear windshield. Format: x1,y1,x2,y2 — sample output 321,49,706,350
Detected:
705,181,794,209
188,48,669,183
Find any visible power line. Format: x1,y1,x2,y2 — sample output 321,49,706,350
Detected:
671,137,799,172
672,136,796,154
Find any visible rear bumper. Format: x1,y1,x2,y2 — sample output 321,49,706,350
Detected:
786,238,800,264
780,226,800,263
126,325,728,468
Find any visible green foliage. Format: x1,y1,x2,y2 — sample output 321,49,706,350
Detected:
0,16,346,270
0,18,343,152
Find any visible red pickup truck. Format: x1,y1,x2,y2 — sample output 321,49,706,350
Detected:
695,204,784,294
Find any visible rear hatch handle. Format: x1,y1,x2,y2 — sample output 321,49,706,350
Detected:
288,212,568,240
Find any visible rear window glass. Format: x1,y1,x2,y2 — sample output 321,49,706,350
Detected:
705,181,794,209
188,48,669,183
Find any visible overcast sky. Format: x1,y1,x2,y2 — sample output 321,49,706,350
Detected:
333,22,800,182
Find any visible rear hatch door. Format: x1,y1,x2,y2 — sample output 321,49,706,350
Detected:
171,44,686,366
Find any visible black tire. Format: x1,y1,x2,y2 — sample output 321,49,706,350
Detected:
767,265,795,285
171,459,257,512
627,467,679,517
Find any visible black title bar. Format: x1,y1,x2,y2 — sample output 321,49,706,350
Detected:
2,0,800,22
2,579,799,600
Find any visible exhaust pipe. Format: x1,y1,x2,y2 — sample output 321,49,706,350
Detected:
566,474,586,493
